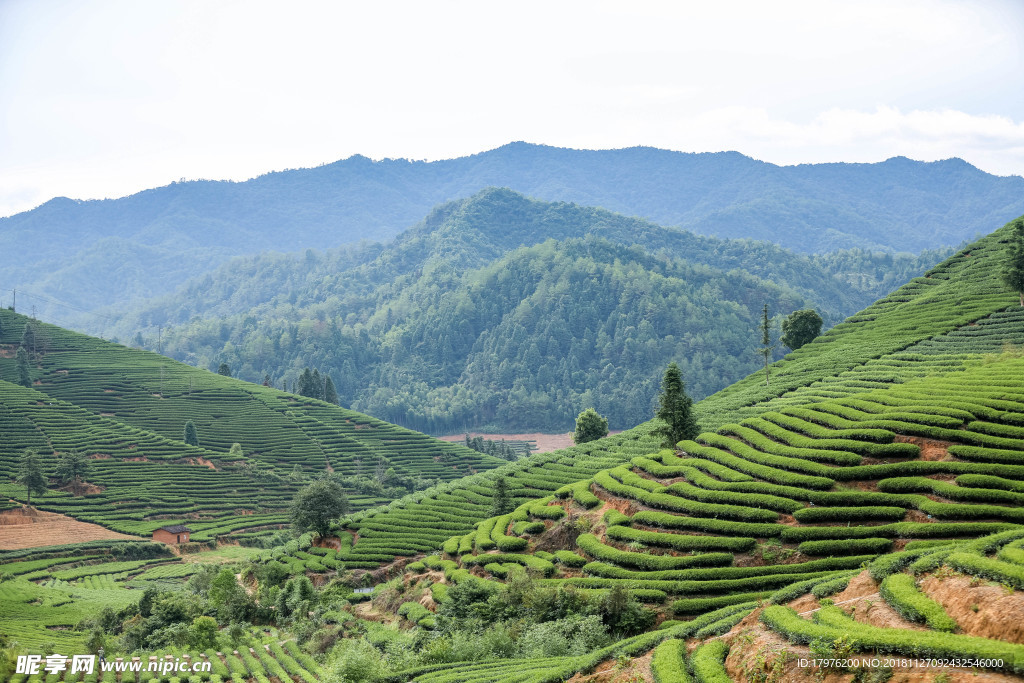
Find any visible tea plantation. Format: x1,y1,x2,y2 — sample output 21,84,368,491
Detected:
237,217,1024,681
3,216,1024,681
267,218,1024,570
0,310,503,539
354,351,1024,681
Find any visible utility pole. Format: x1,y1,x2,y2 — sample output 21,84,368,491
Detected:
11,289,15,312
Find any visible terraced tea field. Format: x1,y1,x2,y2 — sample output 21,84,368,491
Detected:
265,219,1024,570
698,223,1024,428
365,353,1024,680
0,308,502,540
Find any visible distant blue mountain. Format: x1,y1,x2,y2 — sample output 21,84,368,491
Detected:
2,143,1022,324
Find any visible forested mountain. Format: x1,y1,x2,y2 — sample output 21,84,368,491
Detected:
2,143,1019,326
109,189,950,433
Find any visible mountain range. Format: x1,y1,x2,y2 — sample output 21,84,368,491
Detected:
3,143,1022,327
106,188,951,432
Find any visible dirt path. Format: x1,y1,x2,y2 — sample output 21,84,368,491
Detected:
0,507,138,549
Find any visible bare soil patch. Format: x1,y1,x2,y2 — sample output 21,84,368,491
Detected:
722,605,1019,682
0,508,136,549
567,651,653,683
921,573,1024,643
894,435,952,461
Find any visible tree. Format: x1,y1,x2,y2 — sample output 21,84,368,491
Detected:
183,421,199,447
15,347,31,387
489,476,512,517
781,309,823,351
297,368,314,397
323,375,338,404
188,616,219,649
290,475,349,537
573,408,608,445
1002,218,1024,307
311,369,323,400
217,363,232,377
55,449,90,495
21,322,36,356
654,362,698,448
228,443,243,459
17,449,47,506
758,303,775,386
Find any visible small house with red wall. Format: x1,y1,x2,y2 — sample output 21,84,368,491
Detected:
152,524,192,544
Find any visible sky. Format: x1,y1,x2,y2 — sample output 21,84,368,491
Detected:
1,0,1023,218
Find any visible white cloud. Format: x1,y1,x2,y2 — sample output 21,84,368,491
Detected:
659,106,1024,174
1,0,1022,216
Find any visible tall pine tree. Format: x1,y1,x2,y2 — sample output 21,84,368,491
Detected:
324,375,338,404
489,476,512,517
55,449,90,495
17,449,47,506
183,421,199,447
16,347,32,387
654,362,698,449
759,303,775,386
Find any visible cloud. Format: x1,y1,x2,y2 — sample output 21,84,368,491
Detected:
664,106,1024,175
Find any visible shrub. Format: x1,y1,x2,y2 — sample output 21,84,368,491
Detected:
945,552,1024,589
793,506,906,524
762,605,1024,674
672,592,772,615
879,573,957,632
690,640,731,682
576,534,733,571
651,638,691,683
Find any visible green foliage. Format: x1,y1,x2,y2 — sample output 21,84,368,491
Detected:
879,573,958,632
690,639,731,682
1002,218,1024,306
290,476,350,537
217,362,231,377
183,420,199,447
759,303,775,386
651,638,691,683
945,551,1024,589
781,308,824,350
188,616,219,649
574,408,609,445
763,605,1024,674
54,449,90,492
655,362,699,448
15,347,31,387
798,538,892,557
489,477,513,518
16,448,47,505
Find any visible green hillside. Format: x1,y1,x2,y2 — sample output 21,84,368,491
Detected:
353,352,1024,681
106,188,950,432
259,219,1024,681
0,310,502,539
252,217,1022,572
2,215,1022,680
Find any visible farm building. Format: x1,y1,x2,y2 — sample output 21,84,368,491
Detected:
152,525,192,544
